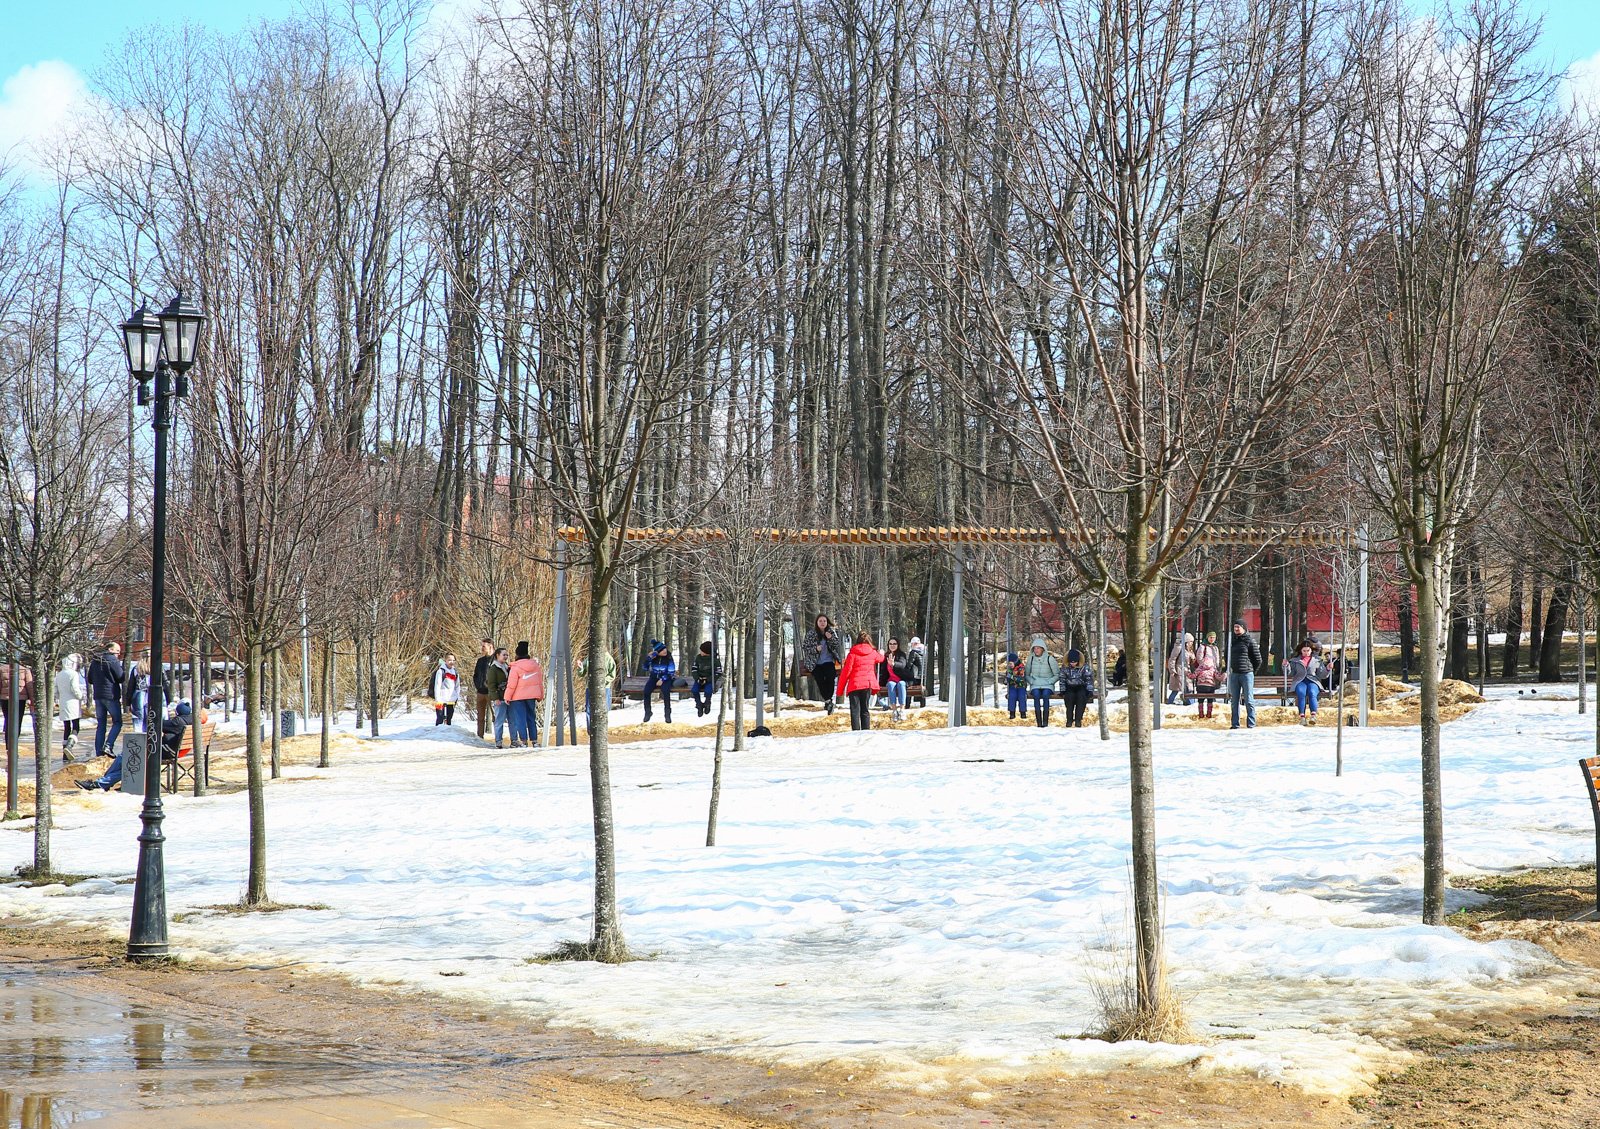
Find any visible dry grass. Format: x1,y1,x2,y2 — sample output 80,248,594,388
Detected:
1077,902,1193,1045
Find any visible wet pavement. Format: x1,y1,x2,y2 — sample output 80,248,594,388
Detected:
0,957,757,1129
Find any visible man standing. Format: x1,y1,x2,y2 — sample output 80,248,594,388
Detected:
1226,621,1263,730
472,638,495,741
86,642,126,758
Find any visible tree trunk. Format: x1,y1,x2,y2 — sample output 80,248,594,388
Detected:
31,648,53,875
1446,554,1471,681
319,636,333,768
707,635,732,847
1398,585,1416,681
1539,582,1571,682
1120,586,1163,1016
244,641,269,906
1529,580,1545,671
1502,559,1523,678
586,562,628,962
1415,555,1446,925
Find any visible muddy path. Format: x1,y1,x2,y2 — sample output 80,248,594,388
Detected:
6,865,1600,1129
0,919,1347,1129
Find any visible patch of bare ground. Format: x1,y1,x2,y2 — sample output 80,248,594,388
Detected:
0,917,1355,1128
1350,866,1600,1128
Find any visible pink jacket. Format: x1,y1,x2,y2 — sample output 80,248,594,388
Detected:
504,657,545,701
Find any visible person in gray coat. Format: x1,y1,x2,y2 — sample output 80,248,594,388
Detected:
1024,638,1060,728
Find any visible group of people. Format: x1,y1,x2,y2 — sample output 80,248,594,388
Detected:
1004,639,1098,727
445,640,546,748
1165,622,1341,727
800,616,928,730
0,643,176,763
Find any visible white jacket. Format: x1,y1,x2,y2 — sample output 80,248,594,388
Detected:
55,667,87,721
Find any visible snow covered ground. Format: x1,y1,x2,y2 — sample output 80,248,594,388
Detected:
3,692,1598,1097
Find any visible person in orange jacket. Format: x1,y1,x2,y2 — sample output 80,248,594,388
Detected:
835,632,884,732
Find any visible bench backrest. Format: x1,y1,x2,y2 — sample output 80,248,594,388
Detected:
1582,757,1600,811
176,720,217,756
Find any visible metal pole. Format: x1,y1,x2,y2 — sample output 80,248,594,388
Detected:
1358,523,1370,729
195,638,208,795
754,586,766,732
1097,599,1110,742
299,593,312,725
948,548,966,727
128,364,173,960
548,543,568,747
1151,580,1163,731
368,628,378,737
1336,551,1348,776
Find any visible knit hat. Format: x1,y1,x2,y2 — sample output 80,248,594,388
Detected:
1006,651,1018,663
910,637,923,648
1067,648,1082,664
1233,620,1246,630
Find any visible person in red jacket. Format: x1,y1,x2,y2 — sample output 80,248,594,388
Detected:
835,632,884,732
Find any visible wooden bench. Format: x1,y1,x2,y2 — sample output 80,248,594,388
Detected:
165,720,216,794
1581,757,1600,915
1187,673,1295,705
620,674,690,701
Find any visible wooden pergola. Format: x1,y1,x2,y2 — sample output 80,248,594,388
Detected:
556,524,1354,548
542,522,1372,743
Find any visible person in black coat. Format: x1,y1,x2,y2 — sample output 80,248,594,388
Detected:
85,643,126,759
1225,621,1264,730
472,638,495,741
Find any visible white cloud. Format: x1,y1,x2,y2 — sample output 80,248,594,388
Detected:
1562,49,1600,121
0,60,89,177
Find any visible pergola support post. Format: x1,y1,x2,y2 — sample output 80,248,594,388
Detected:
948,548,966,728
1358,524,1370,728
754,586,766,732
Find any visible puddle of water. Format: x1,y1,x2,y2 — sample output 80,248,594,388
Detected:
0,966,417,1122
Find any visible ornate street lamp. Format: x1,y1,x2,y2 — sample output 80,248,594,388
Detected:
121,289,205,961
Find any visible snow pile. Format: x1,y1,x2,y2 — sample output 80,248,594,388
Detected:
1,697,1596,1096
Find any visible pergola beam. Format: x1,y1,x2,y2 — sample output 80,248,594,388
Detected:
556,524,1354,548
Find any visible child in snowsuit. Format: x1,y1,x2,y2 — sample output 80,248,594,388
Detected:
1004,652,1028,718
642,640,676,723
1057,649,1096,727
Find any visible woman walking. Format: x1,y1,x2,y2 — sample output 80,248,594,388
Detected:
1192,630,1223,719
1287,642,1325,725
54,654,87,762
836,633,884,731
802,614,847,714
877,637,910,722
1024,638,1059,728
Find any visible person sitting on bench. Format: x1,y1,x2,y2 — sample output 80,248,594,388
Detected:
78,701,198,792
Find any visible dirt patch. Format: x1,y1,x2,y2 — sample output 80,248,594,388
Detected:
1352,866,1600,1127
0,917,1358,1128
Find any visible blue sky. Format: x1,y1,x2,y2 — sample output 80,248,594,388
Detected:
0,0,1596,168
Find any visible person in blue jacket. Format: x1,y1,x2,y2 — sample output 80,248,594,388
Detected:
642,640,676,724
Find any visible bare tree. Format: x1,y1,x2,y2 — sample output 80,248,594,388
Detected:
929,0,1360,1028
485,0,747,961
0,199,122,874
1349,0,1558,924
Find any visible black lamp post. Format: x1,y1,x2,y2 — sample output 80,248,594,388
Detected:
121,290,204,961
